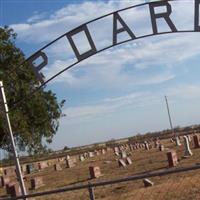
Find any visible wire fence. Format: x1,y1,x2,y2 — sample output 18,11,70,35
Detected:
1,164,200,200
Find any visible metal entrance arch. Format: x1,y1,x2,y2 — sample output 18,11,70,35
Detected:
8,0,200,108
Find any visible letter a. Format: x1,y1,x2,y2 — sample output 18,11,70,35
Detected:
113,12,136,45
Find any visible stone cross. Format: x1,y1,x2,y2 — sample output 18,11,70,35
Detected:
183,135,193,157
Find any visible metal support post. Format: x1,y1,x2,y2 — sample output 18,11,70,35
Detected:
88,182,95,200
0,81,27,197
165,96,181,146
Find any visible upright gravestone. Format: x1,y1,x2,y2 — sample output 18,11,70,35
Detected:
88,152,94,158
26,164,35,174
4,167,16,177
101,149,106,154
66,155,70,160
89,166,102,179
0,176,10,187
129,144,134,151
38,161,48,171
175,136,181,146
6,182,21,197
114,147,119,153
30,177,44,190
120,151,127,158
167,151,178,167
159,144,164,151
79,155,85,162
118,159,126,167
66,158,75,168
183,136,193,157
193,134,200,148
54,164,62,171
187,135,191,142
144,141,149,150
154,140,160,148
126,157,132,165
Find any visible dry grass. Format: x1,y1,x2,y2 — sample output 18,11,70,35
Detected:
1,137,200,200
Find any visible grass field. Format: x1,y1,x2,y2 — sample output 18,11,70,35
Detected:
1,136,200,200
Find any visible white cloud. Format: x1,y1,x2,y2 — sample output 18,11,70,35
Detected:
27,12,47,23
10,0,199,90
11,0,142,43
64,91,154,119
168,84,200,99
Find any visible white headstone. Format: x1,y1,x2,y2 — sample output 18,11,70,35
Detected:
175,137,181,146
183,136,193,157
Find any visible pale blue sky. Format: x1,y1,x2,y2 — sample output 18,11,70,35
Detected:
1,0,200,150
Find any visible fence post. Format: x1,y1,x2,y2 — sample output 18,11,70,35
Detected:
88,182,95,200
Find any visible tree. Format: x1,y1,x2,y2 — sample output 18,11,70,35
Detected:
0,26,65,154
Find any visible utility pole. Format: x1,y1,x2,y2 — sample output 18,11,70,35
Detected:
0,81,27,197
165,96,175,137
165,96,181,146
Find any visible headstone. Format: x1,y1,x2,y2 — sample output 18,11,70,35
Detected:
26,164,35,174
94,150,99,156
128,144,133,151
175,136,181,146
159,144,164,151
154,140,160,148
88,152,94,158
54,164,62,171
183,135,193,157
144,141,149,150
167,151,178,167
30,177,44,190
114,147,119,153
89,166,102,179
4,167,16,177
21,165,26,174
79,155,85,162
101,149,106,154
7,182,21,197
66,159,75,168
126,157,132,165
38,161,48,170
193,134,200,148
120,151,127,158
187,135,191,142
143,179,154,187
84,152,88,158
0,176,10,187
118,159,126,167
115,151,119,156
